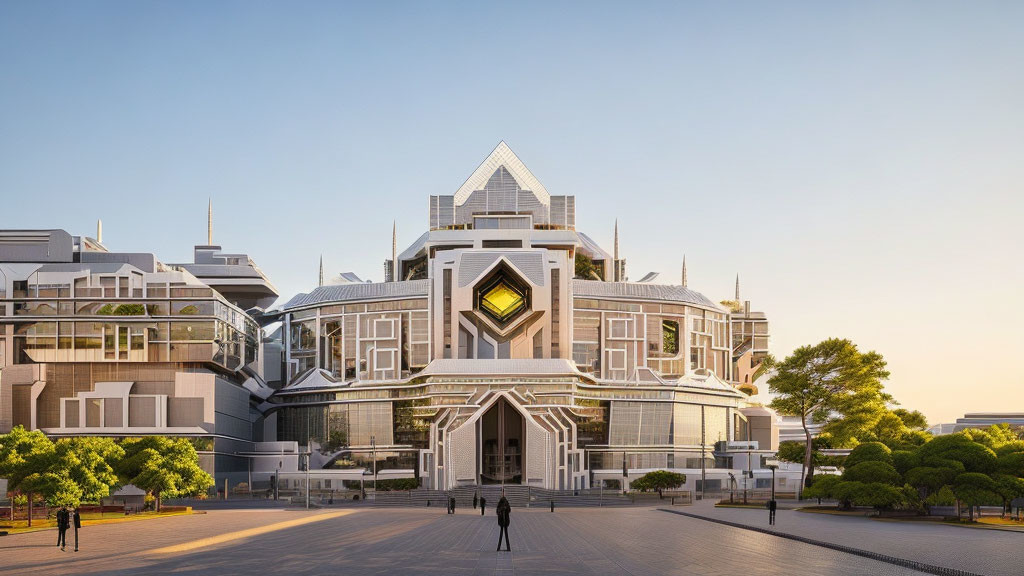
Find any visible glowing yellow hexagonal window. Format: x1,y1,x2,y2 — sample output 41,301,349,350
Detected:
480,281,525,322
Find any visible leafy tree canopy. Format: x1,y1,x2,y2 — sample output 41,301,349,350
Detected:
767,338,890,485
843,442,892,469
631,470,686,492
891,450,921,475
117,437,213,506
918,433,997,474
841,461,901,485
0,426,55,493
952,472,1001,507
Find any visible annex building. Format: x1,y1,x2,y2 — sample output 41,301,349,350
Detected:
1,143,782,496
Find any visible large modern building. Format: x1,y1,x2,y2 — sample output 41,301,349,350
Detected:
259,142,780,494
1,142,783,496
0,226,277,487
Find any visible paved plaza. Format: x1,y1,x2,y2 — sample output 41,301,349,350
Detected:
0,503,1014,576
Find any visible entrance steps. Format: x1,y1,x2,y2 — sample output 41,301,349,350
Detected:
368,485,667,508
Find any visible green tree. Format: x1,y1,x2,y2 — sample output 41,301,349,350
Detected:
842,442,892,469
841,461,901,485
952,473,1000,521
892,409,928,430
767,338,890,487
574,253,602,280
891,450,920,475
803,474,841,502
117,437,214,510
997,451,1024,477
917,433,997,474
630,470,687,496
992,474,1024,518
904,466,957,500
41,437,125,506
0,426,55,526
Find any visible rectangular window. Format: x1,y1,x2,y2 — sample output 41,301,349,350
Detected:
662,320,679,355
442,269,452,358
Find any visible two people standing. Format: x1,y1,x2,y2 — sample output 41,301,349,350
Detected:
767,499,777,526
55,506,81,552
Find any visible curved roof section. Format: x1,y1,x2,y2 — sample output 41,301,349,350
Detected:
282,279,429,310
454,141,550,205
572,279,722,309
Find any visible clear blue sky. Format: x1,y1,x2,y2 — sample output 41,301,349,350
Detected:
2,1,1022,425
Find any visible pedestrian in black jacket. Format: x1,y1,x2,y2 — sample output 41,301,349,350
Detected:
55,507,69,551
496,494,511,552
72,507,81,551
480,496,487,516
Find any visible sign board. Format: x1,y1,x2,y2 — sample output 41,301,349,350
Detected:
764,459,781,468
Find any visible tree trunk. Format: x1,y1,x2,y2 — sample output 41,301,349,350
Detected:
156,491,161,512
802,414,814,489
27,491,32,528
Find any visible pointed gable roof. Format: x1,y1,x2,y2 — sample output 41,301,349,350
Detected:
453,141,550,205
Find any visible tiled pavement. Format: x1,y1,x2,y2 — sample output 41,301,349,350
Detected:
683,501,1015,576
0,505,972,575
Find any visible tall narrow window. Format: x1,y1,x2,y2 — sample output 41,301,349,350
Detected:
550,269,560,357
442,269,452,358
662,320,679,355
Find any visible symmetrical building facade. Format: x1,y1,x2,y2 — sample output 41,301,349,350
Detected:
261,142,778,493
1,142,780,495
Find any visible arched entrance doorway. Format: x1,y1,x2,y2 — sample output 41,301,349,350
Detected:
480,397,524,484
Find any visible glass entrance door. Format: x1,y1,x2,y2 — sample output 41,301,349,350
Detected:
480,398,524,484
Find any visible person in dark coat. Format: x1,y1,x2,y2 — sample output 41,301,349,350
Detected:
55,507,69,550
767,499,777,525
72,507,81,551
496,494,511,552
473,492,478,509
480,496,487,516
448,496,456,514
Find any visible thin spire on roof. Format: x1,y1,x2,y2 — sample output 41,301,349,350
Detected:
319,255,324,287
96,219,103,244
391,220,397,282
207,198,213,245
735,273,740,301
681,256,687,288
613,219,619,262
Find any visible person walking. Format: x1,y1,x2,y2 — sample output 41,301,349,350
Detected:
480,496,487,516
448,495,456,514
72,507,81,552
767,499,777,526
496,493,511,552
55,506,69,551
473,492,478,510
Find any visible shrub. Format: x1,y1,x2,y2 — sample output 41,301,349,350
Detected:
841,461,901,485
373,478,420,491
925,485,956,506
631,470,686,493
891,450,920,475
904,467,957,495
844,442,892,469
803,474,841,500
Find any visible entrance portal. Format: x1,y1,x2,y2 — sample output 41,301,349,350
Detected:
480,398,524,484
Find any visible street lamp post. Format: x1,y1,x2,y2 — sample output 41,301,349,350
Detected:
274,460,282,501
304,452,311,510
371,435,377,496
765,459,780,502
